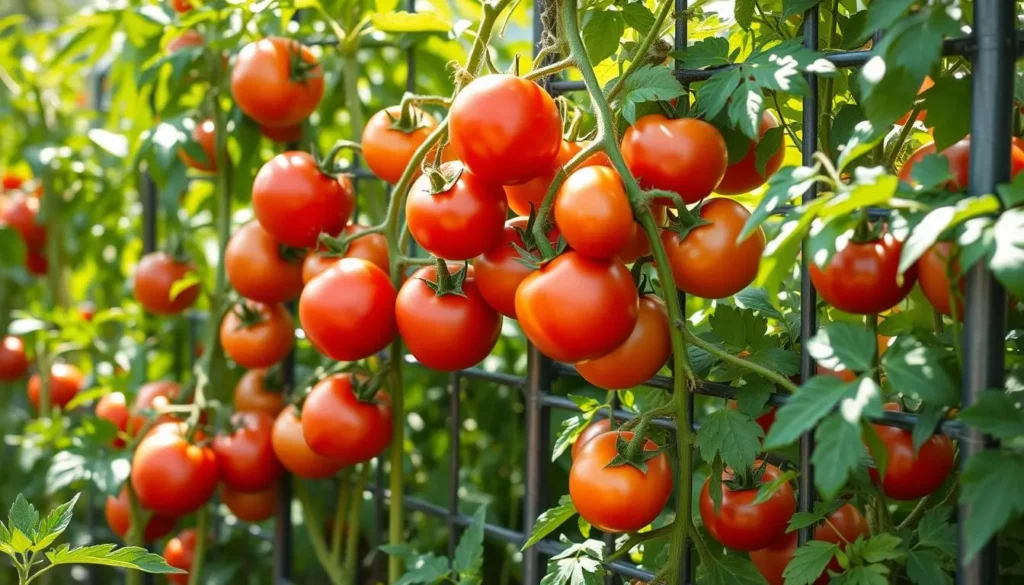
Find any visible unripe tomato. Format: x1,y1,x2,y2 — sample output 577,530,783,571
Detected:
302,225,390,284
621,115,728,204
225,222,305,304
516,252,639,362
899,136,1024,190
749,504,868,585
167,30,203,54
212,411,282,493
128,380,183,436
260,123,303,143
662,199,765,299
917,242,963,318
299,258,397,361
396,264,502,371
230,37,323,128
131,425,218,516
362,105,438,184
554,166,633,259
2,194,45,249
576,296,670,390
699,462,796,551
96,391,129,447
569,431,673,533
27,364,84,410
252,152,354,248
163,529,197,585
179,119,216,172
0,336,29,381
570,418,612,461
301,373,392,465
406,163,507,260
474,216,560,319
809,232,917,315
448,74,562,185
219,302,294,369
716,111,785,195
233,369,285,417
222,484,277,523
133,252,200,316
869,403,955,500
272,406,345,479
105,487,177,542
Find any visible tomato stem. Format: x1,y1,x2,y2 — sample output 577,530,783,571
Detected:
529,140,606,258
331,468,353,562
523,57,575,81
604,522,675,563
680,325,798,392
296,481,346,585
186,506,209,585
603,0,675,102
343,463,372,582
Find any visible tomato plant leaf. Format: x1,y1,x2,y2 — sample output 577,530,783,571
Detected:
858,534,905,563
836,120,885,172
752,469,797,505
787,500,843,533
734,287,784,321
0,227,26,272
393,553,451,585
813,413,865,498
957,217,996,272
695,408,764,473
807,322,875,374
754,127,784,175
672,36,731,69
540,539,605,585
990,208,1024,299
708,305,767,350
619,65,685,124
747,348,800,378
909,403,945,453
8,494,39,542
694,68,743,122
734,0,754,30
728,78,764,141
736,378,773,418
620,2,655,35
959,390,1024,440
31,493,80,553
46,544,185,573
582,11,625,65
858,0,914,42
782,0,823,18
522,495,577,551
453,505,486,577
764,376,853,449
832,564,891,585
552,412,592,461
996,172,1024,209
739,165,819,242
920,76,972,152
906,550,952,585
577,515,591,538
898,206,957,275
782,540,838,585
961,449,1024,562
694,549,765,585
915,506,956,557
882,336,959,407
861,421,889,481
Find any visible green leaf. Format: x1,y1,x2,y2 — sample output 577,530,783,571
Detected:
859,0,914,41
694,69,744,122
695,409,763,472
782,541,838,585
582,11,625,65
8,529,33,555
755,127,784,176
916,506,956,557
552,414,589,461
859,534,904,563
906,550,953,585
747,348,800,377
540,539,606,585
577,515,591,538
46,544,185,574
734,288,784,321
9,495,39,540
881,336,958,407
910,405,945,454
734,0,754,29
453,506,486,576
764,376,852,449
739,165,819,241
813,414,865,498
736,379,773,418
621,2,655,35
673,37,731,69
752,470,797,505
862,422,889,481
836,120,885,172
990,208,1024,299
709,305,766,350
522,496,577,550
0,227,27,270
959,391,1024,440
787,501,842,533
32,493,80,552
782,0,823,18
695,551,765,585
909,154,954,190
960,449,1024,562
833,564,891,585
168,272,200,301
620,66,685,124
728,78,764,141
958,217,996,272
394,553,451,585
899,207,957,274
920,76,972,152
369,11,450,32
997,172,1024,209
806,322,875,374
380,543,418,560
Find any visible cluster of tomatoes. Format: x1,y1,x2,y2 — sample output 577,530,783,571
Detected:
0,172,49,276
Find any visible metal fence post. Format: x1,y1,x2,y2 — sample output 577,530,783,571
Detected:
448,373,462,560
523,344,553,584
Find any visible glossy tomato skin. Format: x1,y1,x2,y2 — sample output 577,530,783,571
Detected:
899,136,1024,189
129,380,183,435
167,30,203,54
105,487,177,542
220,302,294,369
474,217,559,319
516,252,639,363
869,403,955,500
619,205,666,265
302,225,390,284
406,162,507,260
131,426,218,516
576,296,670,390
222,484,277,523
96,392,129,447
621,115,728,204
169,0,193,13
252,152,354,248
179,119,217,172
2,195,45,250
810,233,918,315
260,123,303,143
716,111,785,195
749,504,868,585
27,364,84,409
449,74,562,185
225,222,305,304
362,106,438,184
25,250,47,276
396,265,502,371
212,411,283,492
569,431,673,533
133,252,200,315
230,37,323,128
272,406,345,478
233,369,285,417
164,529,197,585
299,258,397,361
301,374,392,465
504,139,613,217
917,242,963,318
570,418,612,461
662,199,765,299
700,462,796,551
0,336,29,381
554,166,633,259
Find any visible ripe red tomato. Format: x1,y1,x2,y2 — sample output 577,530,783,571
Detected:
25,250,47,276
618,205,666,265
1,171,25,190
225,222,305,304
131,425,218,516
810,233,917,315
897,77,934,126
96,391,129,447
301,373,392,464
448,74,562,185
504,140,612,217
565,140,613,168
252,152,354,248
554,166,633,259
869,403,955,500
163,529,197,585
749,504,868,585
571,418,612,461
179,119,216,172
406,162,507,260
272,406,345,478
662,199,765,299
396,264,502,371
302,225,390,284
167,30,203,54
576,296,670,389
299,258,397,361
899,136,1024,189
27,364,84,410
2,194,45,250
699,462,796,551
362,106,438,184
716,111,785,195
105,487,177,542
212,411,282,492
222,484,277,523
260,123,303,143
129,380,183,435
233,369,284,417
621,115,728,204
516,252,639,362
219,301,294,369
230,37,323,128
0,336,29,381
917,242,963,318
569,431,673,532
168,0,194,13
474,216,560,319
133,252,200,315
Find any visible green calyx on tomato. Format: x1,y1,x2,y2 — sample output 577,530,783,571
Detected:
604,428,664,473
511,206,565,267
661,202,712,241
420,258,469,297
385,102,433,133
286,39,321,83
229,301,269,331
424,164,463,194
